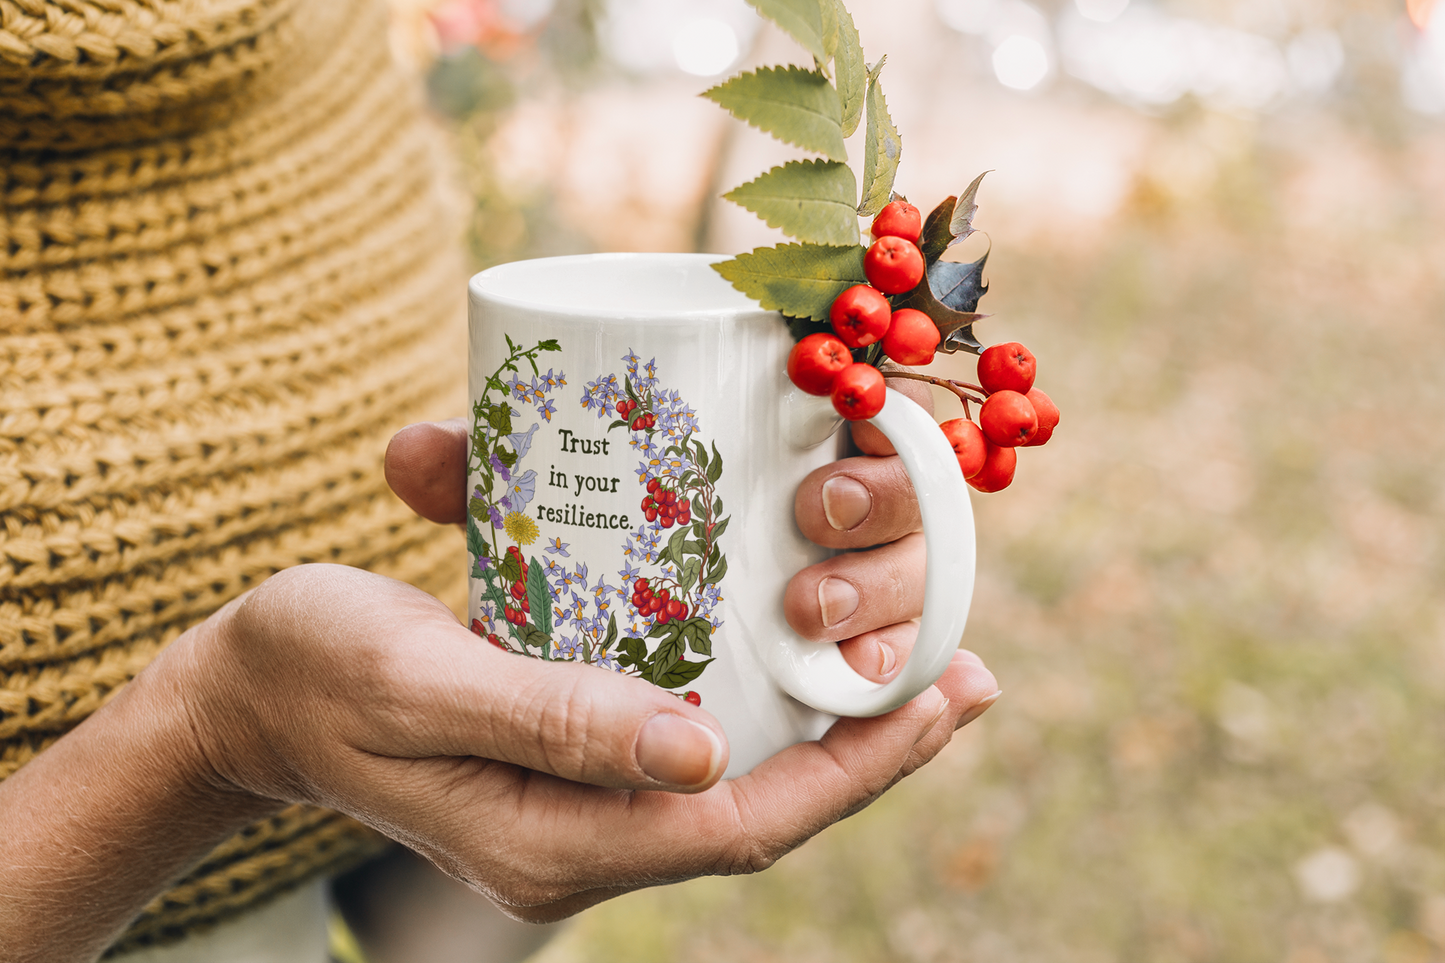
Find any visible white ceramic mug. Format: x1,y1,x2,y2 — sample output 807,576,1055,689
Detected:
467,253,975,777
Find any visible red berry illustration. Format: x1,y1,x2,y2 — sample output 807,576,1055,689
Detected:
510,581,526,600
830,363,887,421
977,342,1037,394
646,477,660,493
684,691,702,706
665,599,685,619
939,418,988,478
1024,387,1059,447
968,442,1017,492
787,332,853,396
863,235,925,294
881,308,941,366
871,199,923,244
980,390,1038,447
829,284,892,348
634,578,649,593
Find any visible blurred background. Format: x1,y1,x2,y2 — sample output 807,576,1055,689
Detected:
387,0,1445,960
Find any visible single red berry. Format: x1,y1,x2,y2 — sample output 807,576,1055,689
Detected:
630,417,644,431
641,497,652,511
666,599,685,619
660,515,674,528
977,342,1037,395
469,618,484,636
658,589,671,603
864,235,925,294
881,308,941,366
1024,387,1059,447
615,402,627,416
939,418,988,478
830,363,887,421
634,578,649,593
980,390,1038,447
645,414,656,428
645,508,658,522
787,333,853,396
488,634,506,649
829,284,892,348
968,442,1017,492
646,477,660,493
678,512,691,525
656,610,671,625
871,199,923,243
684,691,702,706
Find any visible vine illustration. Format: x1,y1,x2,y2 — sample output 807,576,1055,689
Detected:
469,347,729,693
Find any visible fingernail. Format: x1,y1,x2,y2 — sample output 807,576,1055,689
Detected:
636,713,723,788
821,476,871,531
878,644,897,677
956,690,1002,729
913,688,950,744
818,577,859,628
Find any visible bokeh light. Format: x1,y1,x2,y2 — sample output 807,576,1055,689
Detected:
672,18,740,76
992,35,1050,90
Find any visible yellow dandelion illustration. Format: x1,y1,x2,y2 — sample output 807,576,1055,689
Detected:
503,511,539,546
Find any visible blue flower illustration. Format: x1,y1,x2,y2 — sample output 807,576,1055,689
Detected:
544,537,570,557
503,469,536,513
508,422,540,460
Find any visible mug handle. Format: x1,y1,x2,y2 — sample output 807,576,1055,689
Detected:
767,386,976,717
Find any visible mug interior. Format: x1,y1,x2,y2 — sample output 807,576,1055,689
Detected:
470,253,761,317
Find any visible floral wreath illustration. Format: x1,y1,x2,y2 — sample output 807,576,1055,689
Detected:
467,338,728,692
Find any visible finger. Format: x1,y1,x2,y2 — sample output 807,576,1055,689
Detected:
836,620,917,683
783,532,925,643
850,373,934,456
384,418,469,525
794,455,920,550
363,615,730,793
396,676,971,913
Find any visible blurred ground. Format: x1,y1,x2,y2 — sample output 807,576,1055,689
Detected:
403,1,1445,959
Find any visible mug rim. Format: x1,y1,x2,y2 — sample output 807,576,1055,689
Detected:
468,252,773,320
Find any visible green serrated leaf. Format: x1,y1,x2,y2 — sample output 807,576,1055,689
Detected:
498,554,522,583
468,497,489,522
652,657,713,689
950,171,989,241
857,58,901,218
494,447,517,468
724,160,859,246
527,556,553,637
828,0,865,136
713,243,867,322
466,517,488,561
537,338,561,352
703,66,846,162
745,0,827,62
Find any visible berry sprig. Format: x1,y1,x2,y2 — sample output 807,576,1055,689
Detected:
707,0,1060,493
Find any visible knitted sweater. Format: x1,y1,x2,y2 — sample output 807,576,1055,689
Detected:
0,0,468,952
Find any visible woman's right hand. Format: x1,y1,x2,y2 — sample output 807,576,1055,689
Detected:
179,562,997,919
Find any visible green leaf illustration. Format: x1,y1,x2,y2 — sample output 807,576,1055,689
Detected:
652,657,713,690
486,404,513,436
668,528,689,567
527,556,553,637
494,447,517,468
681,557,703,591
466,517,488,559
646,624,686,681
827,0,866,136
480,567,509,622
713,243,867,321
498,554,522,583
708,516,731,542
702,66,846,162
681,617,714,657
468,497,489,522
745,0,827,62
618,636,646,668
519,624,552,657
705,553,729,586
857,58,901,217
725,160,859,246
709,443,724,482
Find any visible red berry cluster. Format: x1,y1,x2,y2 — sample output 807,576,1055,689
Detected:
940,342,1059,492
640,476,691,529
616,399,655,431
630,577,691,625
783,200,1060,492
501,545,531,625
785,200,941,421
469,618,509,651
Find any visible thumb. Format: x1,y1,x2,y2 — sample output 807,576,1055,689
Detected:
377,620,731,792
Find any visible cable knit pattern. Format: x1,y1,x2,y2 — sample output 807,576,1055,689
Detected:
0,0,470,953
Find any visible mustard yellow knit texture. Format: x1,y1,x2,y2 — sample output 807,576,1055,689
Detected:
1,0,470,952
